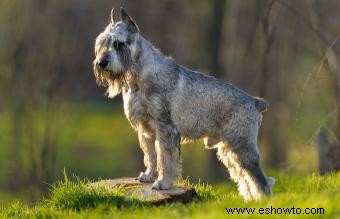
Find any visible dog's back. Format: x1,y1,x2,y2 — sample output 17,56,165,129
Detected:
166,64,267,140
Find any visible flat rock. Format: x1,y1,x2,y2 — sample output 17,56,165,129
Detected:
91,177,197,205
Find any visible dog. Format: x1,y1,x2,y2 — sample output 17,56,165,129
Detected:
93,7,275,201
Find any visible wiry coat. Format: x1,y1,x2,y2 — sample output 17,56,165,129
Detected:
93,8,275,201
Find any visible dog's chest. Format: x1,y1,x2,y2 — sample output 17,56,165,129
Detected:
122,89,149,129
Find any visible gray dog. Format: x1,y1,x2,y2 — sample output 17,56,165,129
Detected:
93,7,275,201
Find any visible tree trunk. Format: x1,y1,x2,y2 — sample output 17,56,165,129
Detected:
207,0,226,79
259,0,286,168
207,0,228,181
317,129,340,174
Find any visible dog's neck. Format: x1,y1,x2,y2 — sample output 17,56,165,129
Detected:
120,36,175,94
137,36,173,67
131,36,174,77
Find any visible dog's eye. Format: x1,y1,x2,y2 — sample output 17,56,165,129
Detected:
113,40,124,50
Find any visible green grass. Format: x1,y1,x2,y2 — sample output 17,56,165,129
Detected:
1,172,339,219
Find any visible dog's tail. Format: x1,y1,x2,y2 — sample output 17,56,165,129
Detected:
254,97,269,113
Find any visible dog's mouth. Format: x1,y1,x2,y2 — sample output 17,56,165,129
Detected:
93,63,124,87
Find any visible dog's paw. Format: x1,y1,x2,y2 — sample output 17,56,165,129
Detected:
151,179,173,190
136,171,156,183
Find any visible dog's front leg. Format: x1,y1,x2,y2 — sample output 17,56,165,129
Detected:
152,124,181,190
136,128,157,182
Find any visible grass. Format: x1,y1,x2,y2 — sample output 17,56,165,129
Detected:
0,103,339,218
1,172,339,219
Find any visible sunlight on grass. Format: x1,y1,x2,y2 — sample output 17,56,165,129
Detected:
1,172,339,218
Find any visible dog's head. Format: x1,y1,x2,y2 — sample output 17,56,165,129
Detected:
93,7,139,98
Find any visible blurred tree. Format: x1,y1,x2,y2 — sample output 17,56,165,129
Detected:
207,0,226,79
1,0,64,192
206,0,228,181
259,0,286,168
312,0,340,174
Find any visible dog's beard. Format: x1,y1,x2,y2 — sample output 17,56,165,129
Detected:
93,65,124,98
93,44,135,98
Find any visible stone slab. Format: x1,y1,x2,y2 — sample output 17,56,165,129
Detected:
91,177,197,205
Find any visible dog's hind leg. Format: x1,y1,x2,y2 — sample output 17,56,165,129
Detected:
217,141,275,200
217,144,252,200
152,124,181,190
136,128,157,182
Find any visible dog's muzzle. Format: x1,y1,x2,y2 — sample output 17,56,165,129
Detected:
96,54,110,69
97,58,109,69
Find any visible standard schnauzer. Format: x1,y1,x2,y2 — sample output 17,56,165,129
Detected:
93,7,275,200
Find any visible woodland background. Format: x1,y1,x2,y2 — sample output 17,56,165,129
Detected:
0,0,340,204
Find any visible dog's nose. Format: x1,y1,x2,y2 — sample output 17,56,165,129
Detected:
98,58,109,68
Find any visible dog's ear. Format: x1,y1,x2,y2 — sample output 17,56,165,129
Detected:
110,8,115,24
120,7,139,33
